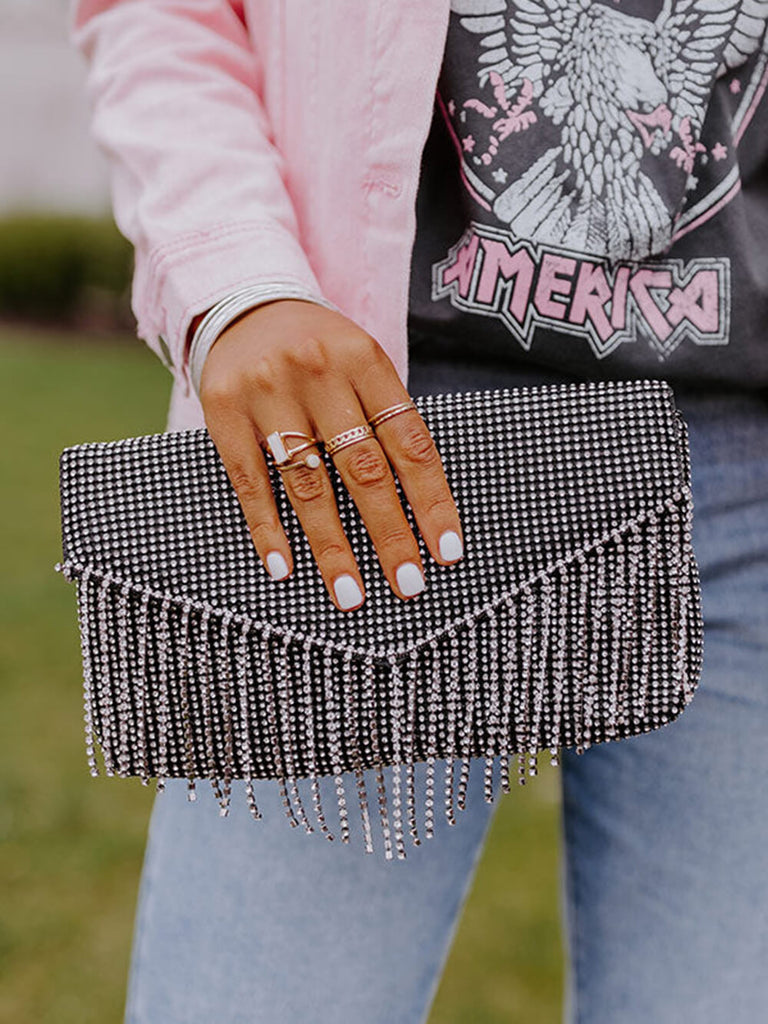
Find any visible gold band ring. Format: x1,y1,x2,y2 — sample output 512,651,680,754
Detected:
368,400,417,428
324,423,375,458
266,430,322,470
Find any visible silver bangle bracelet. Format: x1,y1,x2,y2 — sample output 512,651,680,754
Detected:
187,283,341,397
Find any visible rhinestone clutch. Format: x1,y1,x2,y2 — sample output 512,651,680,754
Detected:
56,380,703,859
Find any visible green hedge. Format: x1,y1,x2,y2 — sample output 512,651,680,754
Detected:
0,214,134,330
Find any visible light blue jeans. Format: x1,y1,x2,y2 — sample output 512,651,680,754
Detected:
125,356,768,1024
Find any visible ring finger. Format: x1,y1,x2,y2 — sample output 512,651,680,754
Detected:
310,395,427,602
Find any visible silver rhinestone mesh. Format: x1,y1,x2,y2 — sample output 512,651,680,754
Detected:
56,380,704,856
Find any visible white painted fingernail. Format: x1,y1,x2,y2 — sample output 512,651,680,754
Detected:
334,575,363,610
396,562,425,597
439,530,464,562
266,551,290,580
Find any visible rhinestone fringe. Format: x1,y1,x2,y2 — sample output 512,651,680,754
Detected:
57,490,702,859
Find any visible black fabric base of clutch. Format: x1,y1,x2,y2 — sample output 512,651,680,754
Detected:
56,379,704,858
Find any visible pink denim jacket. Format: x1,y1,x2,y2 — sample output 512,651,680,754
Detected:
70,0,452,431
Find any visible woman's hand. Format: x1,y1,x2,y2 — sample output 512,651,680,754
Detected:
198,299,464,611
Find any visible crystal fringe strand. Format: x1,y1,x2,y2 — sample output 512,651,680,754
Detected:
135,587,151,785
300,638,332,839
516,586,534,784
198,606,224,807
217,611,235,816
498,594,517,794
387,654,407,860
235,620,261,820
153,593,172,792
548,562,569,766
345,649,374,853
275,631,313,834
95,572,117,777
115,582,133,778
403,648,421,847
75,566,99,777
364,654,393,860
484,609,500,802
456,620,479,812
444,629,461,826
260,624,299,829
178,600,197,802
424,641,441,840
325,645,351,845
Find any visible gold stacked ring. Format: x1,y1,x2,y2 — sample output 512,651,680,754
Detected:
324,423,375,457
266,430,322,470
368,400,417,428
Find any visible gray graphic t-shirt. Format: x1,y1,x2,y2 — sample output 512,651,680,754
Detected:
407,0,768,392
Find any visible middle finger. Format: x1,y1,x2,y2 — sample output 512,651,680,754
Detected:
311,395,427,601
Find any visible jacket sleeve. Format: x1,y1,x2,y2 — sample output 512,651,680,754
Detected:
69,0,327,389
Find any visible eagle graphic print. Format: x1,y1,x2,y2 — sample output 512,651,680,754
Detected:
417,0,768,370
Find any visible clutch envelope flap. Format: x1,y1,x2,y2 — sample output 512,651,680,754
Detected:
59,379,693,658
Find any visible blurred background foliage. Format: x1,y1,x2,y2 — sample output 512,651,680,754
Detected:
0,214,133,330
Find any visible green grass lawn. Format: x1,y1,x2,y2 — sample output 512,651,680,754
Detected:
0,327,564,1024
